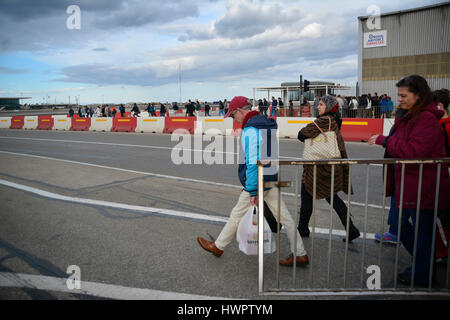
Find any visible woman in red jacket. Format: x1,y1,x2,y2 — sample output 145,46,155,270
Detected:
368,75,450,287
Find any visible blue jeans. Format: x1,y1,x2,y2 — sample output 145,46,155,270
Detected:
387,197,398,235
219,110,225,116
270,108,280,117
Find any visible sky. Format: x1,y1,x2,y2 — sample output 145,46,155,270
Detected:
0,0,444,104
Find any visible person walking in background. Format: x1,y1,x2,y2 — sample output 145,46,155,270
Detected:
358,94,368,118
69,107,74,117
197,96,309,267
368,75,450,286
372,92,380,118
350,96,359,118
262,98,268,116
270,96,280,117
119,104,125,117
131,103,140,117
297,95,360,243
147,103,156,117
186,100,195,117
160,103,167,117
218,100,225,116
204,102,211,116
288,100,294,117
386,96,394,118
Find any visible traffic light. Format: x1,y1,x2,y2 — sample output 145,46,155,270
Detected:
303,80,310,92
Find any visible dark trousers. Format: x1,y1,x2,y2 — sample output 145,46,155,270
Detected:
299,183,358,233
399,208,435,285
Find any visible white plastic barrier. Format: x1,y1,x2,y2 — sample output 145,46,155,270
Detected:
23,116,38,130
0,117,11,129
195,117,233,136
90,117,113,132
52,116,71,130
135,117,165,133
276,117,314,138
383,118,395,136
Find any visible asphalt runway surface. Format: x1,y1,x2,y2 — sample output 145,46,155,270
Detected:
0,129,447,300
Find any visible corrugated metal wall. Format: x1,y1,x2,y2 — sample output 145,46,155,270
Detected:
359,3,450,95
361,5,449,59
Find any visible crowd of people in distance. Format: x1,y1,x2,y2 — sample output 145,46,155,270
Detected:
311,93,395,119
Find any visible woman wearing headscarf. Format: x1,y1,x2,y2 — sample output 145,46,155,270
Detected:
297,95,360,243
368,75,450,286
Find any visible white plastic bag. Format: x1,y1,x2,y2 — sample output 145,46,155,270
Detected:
236,206,276,255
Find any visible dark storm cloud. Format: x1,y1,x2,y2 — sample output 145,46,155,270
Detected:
0,0,200,52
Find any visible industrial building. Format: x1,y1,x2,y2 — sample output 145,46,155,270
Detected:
0,97,31,110
357,2,449,99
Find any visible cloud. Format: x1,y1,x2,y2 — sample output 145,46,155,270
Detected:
0,66,28,74
177,0,306,41
92,47,109,52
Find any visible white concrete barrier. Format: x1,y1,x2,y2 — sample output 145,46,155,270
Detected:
276,117,315,138
195,117,233,136
135,117,165,133
90,117,113,132
383,118,395,136
23,116,38,130
0,117,11,129
52,116,71,131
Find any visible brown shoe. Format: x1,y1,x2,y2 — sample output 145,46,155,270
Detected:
197,237,223,257
279,254,309,266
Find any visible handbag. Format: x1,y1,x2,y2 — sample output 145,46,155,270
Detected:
302,117,341,160
236,206,276,255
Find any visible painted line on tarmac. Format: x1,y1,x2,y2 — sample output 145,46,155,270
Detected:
0,135,300,160
0,177,376,240
0,150,389,210
0,272,229,300
0,135,384,165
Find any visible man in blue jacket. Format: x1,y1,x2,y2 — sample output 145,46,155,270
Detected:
197,96,308,266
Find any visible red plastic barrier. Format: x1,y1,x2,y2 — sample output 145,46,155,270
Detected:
111,117,137,132
340,118,383,142
163,117,196,134
10,116,25,129
301,106,311,117
70,118,91,131
37,115,54,130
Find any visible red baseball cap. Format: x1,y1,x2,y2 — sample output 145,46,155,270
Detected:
224,96,251,118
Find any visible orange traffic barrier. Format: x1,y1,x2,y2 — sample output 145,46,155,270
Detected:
37,115,54,130
163,117,196,134
70,118,91,131
111,117,137,132
10,116,25,129
340,118,383,142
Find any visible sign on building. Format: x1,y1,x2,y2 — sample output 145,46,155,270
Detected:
363,30,387,48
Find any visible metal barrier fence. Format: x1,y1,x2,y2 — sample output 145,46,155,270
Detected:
343,106,393,119
257,158,450,297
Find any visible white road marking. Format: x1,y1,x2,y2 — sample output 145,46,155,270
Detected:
0,177,376,240
0,135,385,164
0,150,389,210
0,272,229,300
